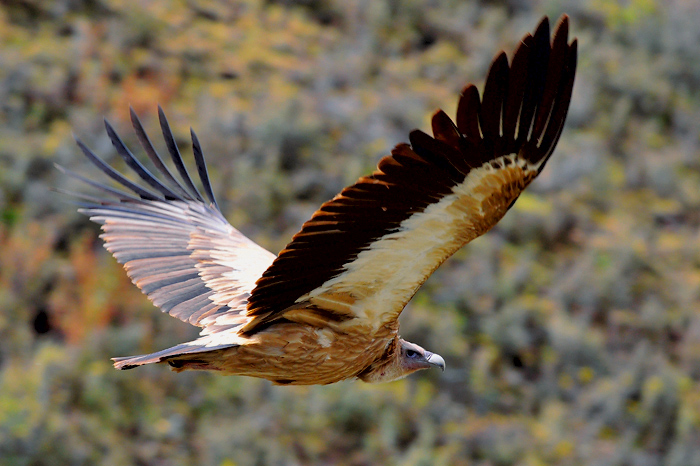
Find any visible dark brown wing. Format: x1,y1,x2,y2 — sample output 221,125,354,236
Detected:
61,107,275,338
243,15,577,333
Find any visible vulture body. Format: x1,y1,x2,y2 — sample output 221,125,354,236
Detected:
61,16,577,385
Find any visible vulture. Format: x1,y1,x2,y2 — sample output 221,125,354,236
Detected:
60,15,577,385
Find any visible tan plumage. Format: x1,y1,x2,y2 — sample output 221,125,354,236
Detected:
60,15,577,385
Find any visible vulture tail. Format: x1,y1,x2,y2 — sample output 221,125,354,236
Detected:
113,340,238,370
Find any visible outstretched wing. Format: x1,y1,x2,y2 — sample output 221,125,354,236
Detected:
61,107,275,337
244,16,577,333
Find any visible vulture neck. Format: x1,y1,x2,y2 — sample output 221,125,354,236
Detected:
357,337,406,383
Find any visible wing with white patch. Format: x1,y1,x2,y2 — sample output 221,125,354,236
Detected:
244,16,577,332
61,106,275,338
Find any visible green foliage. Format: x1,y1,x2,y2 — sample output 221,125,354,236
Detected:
2,0,700,464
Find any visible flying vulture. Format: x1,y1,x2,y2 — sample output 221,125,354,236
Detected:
60,15,577,385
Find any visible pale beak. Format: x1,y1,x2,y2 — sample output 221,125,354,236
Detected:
425,352,446,371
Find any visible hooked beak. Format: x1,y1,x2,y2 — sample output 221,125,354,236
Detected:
425,352,446,371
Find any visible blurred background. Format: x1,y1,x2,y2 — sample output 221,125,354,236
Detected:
2,0,700,464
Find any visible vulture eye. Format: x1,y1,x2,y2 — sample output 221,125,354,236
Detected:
405,349,419,358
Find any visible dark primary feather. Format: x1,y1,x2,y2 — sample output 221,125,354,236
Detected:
190,128,219,210
245,16,577,327
55,164,141,202
158,105,206,202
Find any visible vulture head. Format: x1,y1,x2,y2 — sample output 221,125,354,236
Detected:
358,339,446,383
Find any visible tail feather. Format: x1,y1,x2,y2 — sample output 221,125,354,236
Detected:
112,341,237,370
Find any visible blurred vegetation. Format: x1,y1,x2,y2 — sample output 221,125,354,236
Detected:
1,0,700,464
